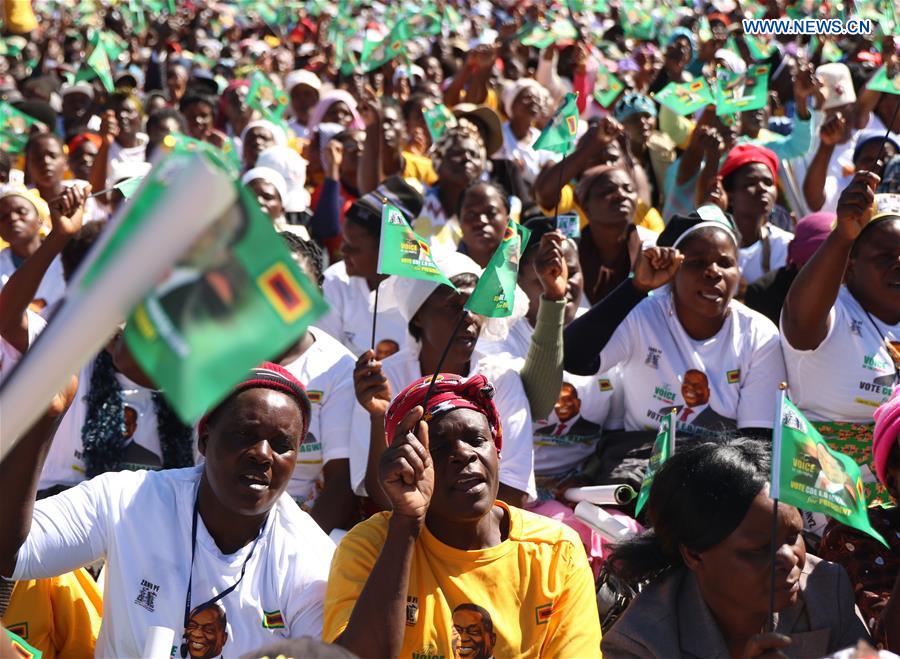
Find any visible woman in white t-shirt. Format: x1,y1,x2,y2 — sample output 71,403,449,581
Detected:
318,178,424,357
499,78,558,185
276,233,360,534
0,363,335,658
352,251,536,509
782,179,900,503
565,206,787,441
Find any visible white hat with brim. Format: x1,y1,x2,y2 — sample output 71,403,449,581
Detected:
817,63,857,111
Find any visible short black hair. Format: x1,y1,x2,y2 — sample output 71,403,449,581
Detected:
61,221,107,282
459,180,510,216
179,91,217,114
453,603,494,635
25,131,64,158
408,272,479,341
189,602,227,629
147,107,187,135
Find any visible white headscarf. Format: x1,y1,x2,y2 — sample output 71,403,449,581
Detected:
241,166,288,204
239,120,288,148
500,78,547,119
256,146,310,213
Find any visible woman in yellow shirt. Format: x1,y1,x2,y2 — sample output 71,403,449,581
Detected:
324,373,601,658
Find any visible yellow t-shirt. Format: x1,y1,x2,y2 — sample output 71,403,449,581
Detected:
2,568,103,659
456,88,501,114
540,184,664,234
324,503,602,658
402,151,439,186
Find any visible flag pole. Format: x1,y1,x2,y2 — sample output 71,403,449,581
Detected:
767,382,788,632
871,96,900,172
669,408,677,453
370,279,381,351
421,311,468,409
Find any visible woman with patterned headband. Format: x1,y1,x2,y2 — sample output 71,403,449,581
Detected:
0,362,335,657
324,373,601,659
564,205,786,442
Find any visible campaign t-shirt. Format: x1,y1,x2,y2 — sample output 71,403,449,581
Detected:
13,466,334,658
0,310,45,385
533,369,623,475
781,285,899,423
349,346,537,499
318,260,411,358
599,289,787,436
0,249,66,317
38,358,164,491
739,224,794,285
281,327,358,507
323,504,601,658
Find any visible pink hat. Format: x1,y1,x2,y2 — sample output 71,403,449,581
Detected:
871,388,900,488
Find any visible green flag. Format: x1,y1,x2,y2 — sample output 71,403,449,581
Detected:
593,65,625,108
867,65,900,96
621,1,656,41
163,132,242,175
360,21,410,72
246,71,289,126
83,33,114,93
377,203,456,289
533,92,580,154
715,64,770,116
423,103,457,142
744,34,776,61
124,180,328,422
465,221,531,318
114,176,145,200
0,101,44,155
634,410,675,517
521,26,556,49
653,79,715,115
772,392,888,546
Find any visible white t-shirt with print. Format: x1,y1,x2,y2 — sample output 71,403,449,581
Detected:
349,346,537,499
781,285,899,423
533,369,623,475
0,310,46,384
598,289,787,435
0,248,67,317
13,466,334,658
39,358,163,491
499,123,561,184
318,260,411,358
739,224,794,284
281,327,358,506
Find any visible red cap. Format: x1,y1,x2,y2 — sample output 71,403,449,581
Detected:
719,143,779,181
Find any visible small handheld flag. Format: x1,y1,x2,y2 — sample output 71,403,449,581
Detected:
715,64,771,117
634,410,675,516
652,80,715,116
464,221,530,318
246,71,290,126
533,92,580,155
867,65,900,96
593,66,625,109
376,203,456,289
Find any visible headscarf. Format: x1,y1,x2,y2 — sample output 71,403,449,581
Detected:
500,78,546,119
719,143,779,181
786,212,835,267
667,27,696,58
307,90,365,132
217,79,249,129
658,205,739,249
384,373,502,451
198,362,311,441
67,132,103,153
613,93,657,123
256,146,310,213
852,129,900,163
872,387,900,489
0,185,50,223
714,48,747,75
239,119,288,148
431,121,487,176
242,166,289,204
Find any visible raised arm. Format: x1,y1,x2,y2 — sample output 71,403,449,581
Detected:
802,112,846,213
335,406,433,659
563,247,683,375
0,185,90,351
357,88,383,196
0,375,78,578
693,126,725,208
89,110,117,196
783,170,879,350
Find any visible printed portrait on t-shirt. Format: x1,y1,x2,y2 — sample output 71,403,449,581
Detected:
452,604,496,659
873,340,900,386
660,370,735,435
534,382,602,440
184,602,228,659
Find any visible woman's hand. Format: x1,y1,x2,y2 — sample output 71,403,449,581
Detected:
49,184,90,239
633,247,684,293
323,139,343,181
835,170,880,242
378,405,434,521
533,231,568,302
354,350,392,417
99,110,119,146
819,111,846,147
740,632,791,659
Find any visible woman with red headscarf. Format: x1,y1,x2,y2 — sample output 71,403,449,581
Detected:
324,373,602,659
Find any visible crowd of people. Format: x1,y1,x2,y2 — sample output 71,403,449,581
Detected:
1,0,900,657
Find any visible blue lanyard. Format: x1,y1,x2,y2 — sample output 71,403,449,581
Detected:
181,492,263,658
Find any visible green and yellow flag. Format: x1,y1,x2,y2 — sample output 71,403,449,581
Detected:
360,20,411,73
123,167,328,422
423,103,457,142
867,65,900,96
246,71,289,126
653,79,714,116
593,65,625,108
162,133,242,175
715,64,770,116
0,101,45,154
533,92,580,154
78,33,115,93
772,391,887,546
465,221,530,318
634,410,675,517
377,203,456,289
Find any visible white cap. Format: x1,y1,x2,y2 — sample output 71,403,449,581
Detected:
61,81,95,100
816,63,857,111
284,69,322,93
242,166,288,204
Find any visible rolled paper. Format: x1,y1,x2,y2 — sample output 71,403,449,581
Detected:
573,501,638,544
564,484,637,506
